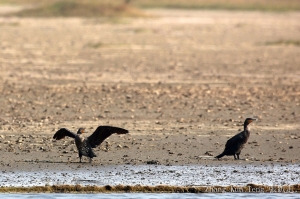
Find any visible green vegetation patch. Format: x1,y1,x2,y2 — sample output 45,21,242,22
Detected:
265,39,300,46
132,0,300,12
85,42,129,49
11,1,146,17
0,21,19,26
2,0,300,12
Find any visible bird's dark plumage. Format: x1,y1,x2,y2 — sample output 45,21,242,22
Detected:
88,126,128,148
53,126,129,163
215,118,256,160
53,128,76,140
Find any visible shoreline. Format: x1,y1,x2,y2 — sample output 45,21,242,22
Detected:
0,184,299,193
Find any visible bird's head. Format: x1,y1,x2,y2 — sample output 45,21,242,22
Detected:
244,118,257,125
77,128,85,134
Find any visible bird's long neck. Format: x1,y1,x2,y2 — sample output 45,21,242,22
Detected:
243,122,250,136
76,134,85,142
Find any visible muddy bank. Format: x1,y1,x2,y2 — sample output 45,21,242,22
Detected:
0,9,299,188
0,184,299,193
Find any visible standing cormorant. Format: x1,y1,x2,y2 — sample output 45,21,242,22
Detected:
53,126,129,163
215,118,256,160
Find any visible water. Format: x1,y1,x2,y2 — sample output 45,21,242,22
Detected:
0,193,299,199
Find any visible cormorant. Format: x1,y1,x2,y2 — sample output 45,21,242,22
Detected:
53,126,129,163
215,118,256,160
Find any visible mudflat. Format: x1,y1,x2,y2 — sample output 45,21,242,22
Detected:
0,9,299,173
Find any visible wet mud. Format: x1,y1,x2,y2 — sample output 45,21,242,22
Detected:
0,164,299,188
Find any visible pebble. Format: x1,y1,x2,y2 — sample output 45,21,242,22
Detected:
146,160,160,165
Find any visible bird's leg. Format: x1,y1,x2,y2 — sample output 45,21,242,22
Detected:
79,153,82,163
89,158,92,163
237,153,240,160
234,154,237,160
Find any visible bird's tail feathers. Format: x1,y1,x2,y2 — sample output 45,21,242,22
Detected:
215,153,224,159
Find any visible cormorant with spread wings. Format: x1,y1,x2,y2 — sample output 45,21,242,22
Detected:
53,126,129,163
215,118,256,160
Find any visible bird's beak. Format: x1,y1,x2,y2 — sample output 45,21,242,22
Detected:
250,118,257,123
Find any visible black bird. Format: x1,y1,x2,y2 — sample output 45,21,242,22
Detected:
215,118,257,160
53,126,129,163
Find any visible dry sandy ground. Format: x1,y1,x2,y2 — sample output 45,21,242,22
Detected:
0,9,299,174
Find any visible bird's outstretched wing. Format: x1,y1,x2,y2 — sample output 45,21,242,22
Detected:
88,126,129,148
53,128,77,140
